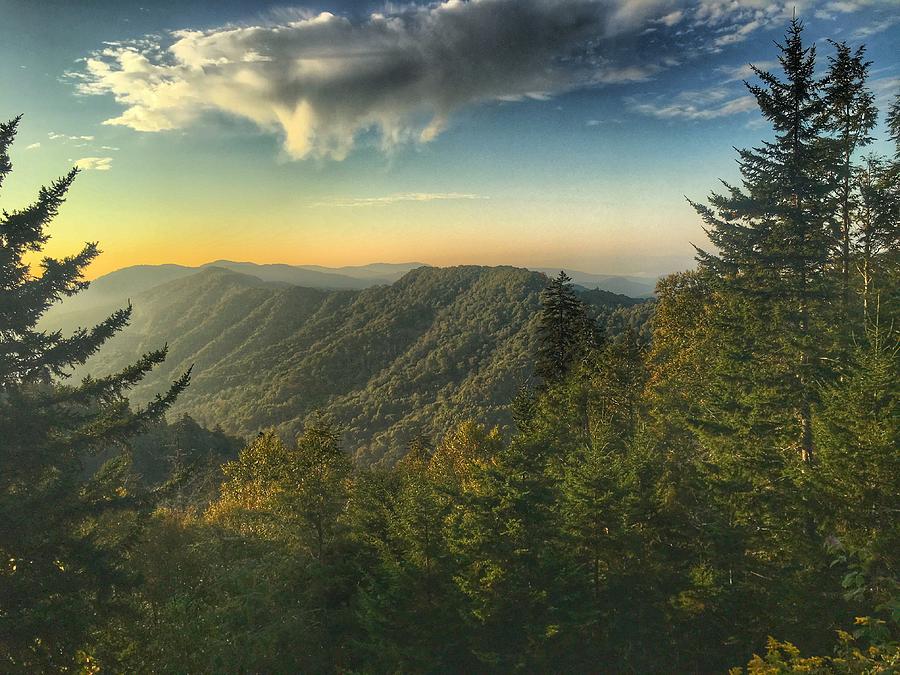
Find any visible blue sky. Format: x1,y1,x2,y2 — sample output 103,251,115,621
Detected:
1,0,899,277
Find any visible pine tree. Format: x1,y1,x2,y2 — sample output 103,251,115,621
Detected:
887,92,900,157
535,271,596,385
447,434,573,670
0,115,189,670
820,40,877,314
350,437,470,671
692,18,832,463
510,381,538,433
816,322,899,601
683,25,859,651
854,155,899,317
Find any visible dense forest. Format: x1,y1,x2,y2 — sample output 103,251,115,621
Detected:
1,19,898,673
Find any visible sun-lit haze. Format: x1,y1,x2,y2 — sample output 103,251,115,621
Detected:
2,0,899,278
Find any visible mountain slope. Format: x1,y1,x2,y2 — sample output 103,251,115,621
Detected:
54,266,643,464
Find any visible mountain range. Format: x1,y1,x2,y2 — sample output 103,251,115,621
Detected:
49,261,655,320
45,264,649,464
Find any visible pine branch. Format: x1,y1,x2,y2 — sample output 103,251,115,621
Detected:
0,167,78,255
0,115,22,192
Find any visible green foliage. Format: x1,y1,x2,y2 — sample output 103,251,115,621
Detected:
732,633,899,674
816,325,899,600
820,40,878,315
510,381,538,433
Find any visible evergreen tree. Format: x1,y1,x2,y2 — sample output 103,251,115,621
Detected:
447,433,573,670
816,322,899,602
510,381,538,433
820,40,877,314
887,92,900,157
0,115,189,670
349,436,470,671
692,18,832,463
213,419,349,562
854,155,899,317
535,271,596,385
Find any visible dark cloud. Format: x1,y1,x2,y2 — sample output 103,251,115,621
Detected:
72,0,900,159
73,0,675,158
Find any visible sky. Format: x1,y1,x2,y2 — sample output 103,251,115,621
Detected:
1,0,899,279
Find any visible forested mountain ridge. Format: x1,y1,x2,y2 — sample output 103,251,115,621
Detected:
43,260,652,333
50,264,644,464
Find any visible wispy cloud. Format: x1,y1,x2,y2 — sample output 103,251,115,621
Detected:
630,87,756,120
49,132,95,142
871,75,900,109
633,53,783,122
313,192,486,208
694,1,790,50
717,60,777,82
74,156,113,171
852,15,900,38
25,142,41,150
816,0,879,19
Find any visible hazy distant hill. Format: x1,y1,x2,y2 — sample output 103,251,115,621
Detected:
203,260,428,287
534,268,657,298
48,265,644,464
293,262,430,280
50,264,197,314
43,260,429,335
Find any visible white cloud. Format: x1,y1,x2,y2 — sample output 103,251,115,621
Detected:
25,142,41,150
74,156,113,171
596,64,660,83
824,0,875,13
660,10,684,26
696,0,899,47
313,192,486,207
